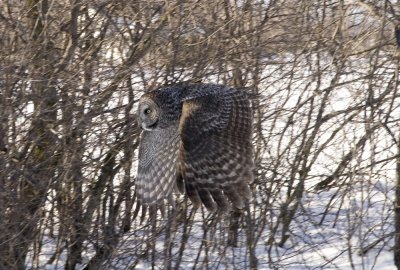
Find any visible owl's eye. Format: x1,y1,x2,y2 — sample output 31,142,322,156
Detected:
144,108,152,115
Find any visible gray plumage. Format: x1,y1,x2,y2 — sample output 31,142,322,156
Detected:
136,83,254,211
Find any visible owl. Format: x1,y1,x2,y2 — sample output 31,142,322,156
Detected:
136,83,254,212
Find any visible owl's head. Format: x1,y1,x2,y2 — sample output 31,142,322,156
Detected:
138,96,160,131
138,87,183,131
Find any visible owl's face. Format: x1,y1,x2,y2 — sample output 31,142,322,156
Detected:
138,87,183,131
138,96,160,131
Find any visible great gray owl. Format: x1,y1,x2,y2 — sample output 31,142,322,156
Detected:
136,83,254,212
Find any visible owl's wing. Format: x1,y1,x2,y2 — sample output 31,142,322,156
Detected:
136,124,180,206
178,88,254,211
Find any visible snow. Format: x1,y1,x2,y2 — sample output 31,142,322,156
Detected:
22,49,400,270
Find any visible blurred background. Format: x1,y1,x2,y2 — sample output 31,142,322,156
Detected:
0,0,399,269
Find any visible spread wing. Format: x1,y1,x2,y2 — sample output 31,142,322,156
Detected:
177,88,254,211
136,125,180,206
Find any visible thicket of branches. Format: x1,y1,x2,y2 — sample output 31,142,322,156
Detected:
0,0,400,269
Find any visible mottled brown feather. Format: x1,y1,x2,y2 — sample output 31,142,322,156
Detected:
136,84,254,212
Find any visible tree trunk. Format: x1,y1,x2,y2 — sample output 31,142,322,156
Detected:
0,0,58,268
